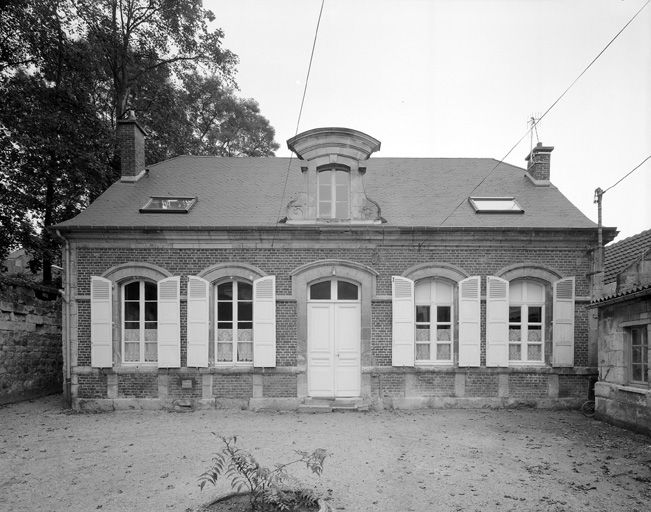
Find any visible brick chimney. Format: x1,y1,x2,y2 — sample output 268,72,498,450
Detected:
116,110,147,182
525,142,554,184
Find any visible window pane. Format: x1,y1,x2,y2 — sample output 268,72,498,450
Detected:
125,302,139,322
145,301,157,322
415,282,430,303
416,325,430,341
237,342,253,362
217,342,233,362
319,184,331,200
527,344,542,361
310,281,331,300
631,365,642,382
437,306,451,323
218,302,233,322
124,327,139,341
144,282,156,300
632,345,642,364
124,282,139,300
335,171,348,185
238,282,252,301
437,344,451,360
509,306,521,323
437,327,451,342
217,329,233,342
509,344,521,360
416,344,430,360
528,325,542,342
144,342,157,362
319,201,331,218
124,342,139,362
238,328,253,342
335,201,348,219
509,328,521,341
528,306,542,323
144,327,157,341
337,281,358,300
218,282,233,300
217,322,232,330
238,322,253,331
239,302,253,322
416,306,430,323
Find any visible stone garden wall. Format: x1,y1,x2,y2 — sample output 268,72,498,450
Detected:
0,276,62,404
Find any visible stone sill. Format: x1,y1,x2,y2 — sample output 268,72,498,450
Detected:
617,385,649,395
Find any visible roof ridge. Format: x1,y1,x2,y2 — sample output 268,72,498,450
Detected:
606,227,651,248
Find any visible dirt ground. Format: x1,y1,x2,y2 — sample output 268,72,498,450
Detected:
1,396,650,512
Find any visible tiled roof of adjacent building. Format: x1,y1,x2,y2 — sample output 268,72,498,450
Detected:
55,156,599,231
604,228,651,284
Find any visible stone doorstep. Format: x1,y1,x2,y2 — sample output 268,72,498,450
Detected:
297,397,370,413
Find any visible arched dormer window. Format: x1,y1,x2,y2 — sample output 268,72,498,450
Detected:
317,164,350,219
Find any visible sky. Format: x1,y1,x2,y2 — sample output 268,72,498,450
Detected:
206,0,651,242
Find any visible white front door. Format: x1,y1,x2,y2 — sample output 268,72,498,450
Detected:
307,280,361,397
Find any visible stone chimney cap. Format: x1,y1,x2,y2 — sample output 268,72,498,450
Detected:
525,142,554,161
117,109,149,136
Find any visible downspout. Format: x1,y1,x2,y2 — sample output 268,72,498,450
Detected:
55,229,72,405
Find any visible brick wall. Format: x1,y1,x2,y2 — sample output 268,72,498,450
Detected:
262,374,296,397
213,374,253,399
78,373,107,398
559,374,589,398
0,278,62,404
118,373,158,398
465,372,499,397
371,373,405,398
508,374,548,399
413,372,455,396
167,372,202,399
276,301,297,366
371,301,391,366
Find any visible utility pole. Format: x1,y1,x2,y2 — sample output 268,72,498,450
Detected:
593,187,605,299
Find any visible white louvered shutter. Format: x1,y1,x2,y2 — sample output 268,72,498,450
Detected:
486,276,509,367
458,276,481,367
392,276,415,366
553,277,575,367
157,276,180,368
91,276,113,368
187,276,209,367
253,276,276,367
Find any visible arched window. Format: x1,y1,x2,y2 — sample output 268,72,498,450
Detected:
122,280,158,363
216,279,253,364
509,279,545,363
317,165,350,219
414,279,454,363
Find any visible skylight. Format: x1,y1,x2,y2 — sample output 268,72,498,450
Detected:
140,197,197,213
469,197,523,214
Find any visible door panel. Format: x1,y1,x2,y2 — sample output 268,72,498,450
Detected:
307,303,334,396
334,303,361,396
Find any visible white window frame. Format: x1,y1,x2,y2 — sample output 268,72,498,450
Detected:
628,325,649,386
121,279,158,365
414,279,454,365
317,166,350,219
215,279,254,366
508,280,545,365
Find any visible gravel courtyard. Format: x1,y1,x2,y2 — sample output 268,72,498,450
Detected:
1,395,650,512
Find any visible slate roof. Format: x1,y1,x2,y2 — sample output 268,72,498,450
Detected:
56,156,598,231
604,229,651,284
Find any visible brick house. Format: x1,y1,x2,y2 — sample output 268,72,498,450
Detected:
54,115,613,411
590,230,651,434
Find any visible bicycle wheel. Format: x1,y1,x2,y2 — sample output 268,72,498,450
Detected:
581,400,595,418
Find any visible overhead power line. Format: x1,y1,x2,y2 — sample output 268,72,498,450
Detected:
271,0,326,247
438,0,650,226
602,155,651,194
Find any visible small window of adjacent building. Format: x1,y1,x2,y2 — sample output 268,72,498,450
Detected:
629,326,649,385
317,165,350,219
140,197,197,213
469,197,523,213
